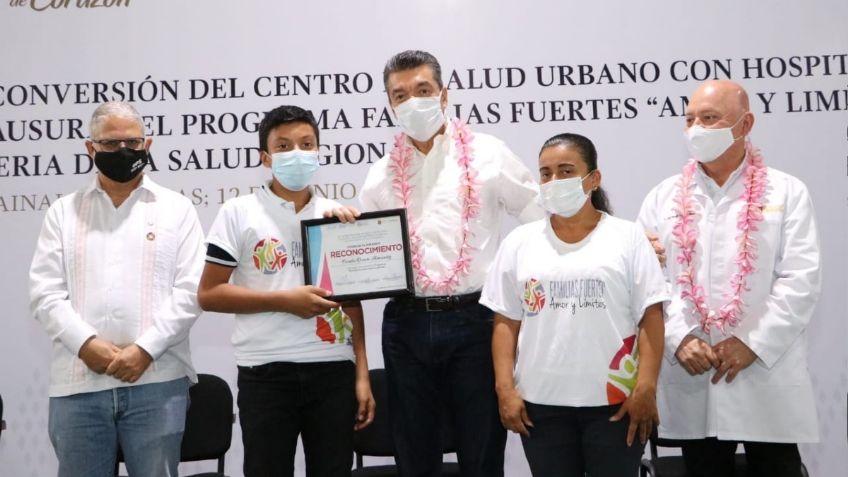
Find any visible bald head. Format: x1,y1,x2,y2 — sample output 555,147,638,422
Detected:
691,80,750,114
685,80,754,136
684,80,755,168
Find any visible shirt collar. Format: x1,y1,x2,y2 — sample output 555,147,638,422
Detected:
408,117,454,160
695,155,747,199
257,181,317,213
87,173,157,198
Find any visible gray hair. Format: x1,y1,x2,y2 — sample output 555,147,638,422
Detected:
89,101,144,138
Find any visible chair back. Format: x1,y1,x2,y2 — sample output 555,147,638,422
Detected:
181,374,234,466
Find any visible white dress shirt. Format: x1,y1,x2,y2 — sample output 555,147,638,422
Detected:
637,161,821,442
29,175,205,397
360,120,544,296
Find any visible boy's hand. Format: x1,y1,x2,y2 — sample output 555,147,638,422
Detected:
354,378,376,430
278,286,339,318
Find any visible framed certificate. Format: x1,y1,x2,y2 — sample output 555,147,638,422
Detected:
300,208,414,302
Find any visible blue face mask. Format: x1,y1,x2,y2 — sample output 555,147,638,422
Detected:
271,150,319,191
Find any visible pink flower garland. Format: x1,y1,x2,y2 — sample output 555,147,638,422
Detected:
389,118,481,295
672,141,768,333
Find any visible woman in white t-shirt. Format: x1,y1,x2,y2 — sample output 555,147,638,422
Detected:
482,133,668,477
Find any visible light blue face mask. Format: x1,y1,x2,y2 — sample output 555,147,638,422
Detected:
271,150,319,191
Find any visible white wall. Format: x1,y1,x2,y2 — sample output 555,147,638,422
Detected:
1,1,846,475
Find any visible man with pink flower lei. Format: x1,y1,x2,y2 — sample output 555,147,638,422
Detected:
637,79,821,477
334,50,543,476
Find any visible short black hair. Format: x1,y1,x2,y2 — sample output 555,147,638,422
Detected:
540,133,613,215
383,50,444,89
258,105,320,152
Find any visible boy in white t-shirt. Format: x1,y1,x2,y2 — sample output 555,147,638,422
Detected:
483,133,668,477
197,105,374,477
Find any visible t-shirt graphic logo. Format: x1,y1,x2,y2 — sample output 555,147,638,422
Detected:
523,278,546,316
606,335,638,405
252,238,288,274
316,308,353,345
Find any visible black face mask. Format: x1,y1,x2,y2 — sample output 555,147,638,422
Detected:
94,148,148,183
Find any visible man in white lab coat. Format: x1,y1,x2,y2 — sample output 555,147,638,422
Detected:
637,80,821,477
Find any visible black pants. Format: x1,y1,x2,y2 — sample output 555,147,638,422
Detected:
681,438,803,477
520,402,644,477
237,360,356,477
382,300,507,477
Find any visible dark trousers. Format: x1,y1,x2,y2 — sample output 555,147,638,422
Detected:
520,402,644,477
237,360,356,477
681,438,803,477
382,300,506,477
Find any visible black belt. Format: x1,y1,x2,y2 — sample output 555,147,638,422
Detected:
392,292,482,312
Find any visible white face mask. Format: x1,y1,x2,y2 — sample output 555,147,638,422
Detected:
684,115,745,162
540,173,592,218
394,94,446,141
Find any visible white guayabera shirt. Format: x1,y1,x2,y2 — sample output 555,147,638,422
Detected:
29,175,205,397
360,120,544,296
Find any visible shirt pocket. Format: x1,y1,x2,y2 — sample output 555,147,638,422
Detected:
755,204,785,270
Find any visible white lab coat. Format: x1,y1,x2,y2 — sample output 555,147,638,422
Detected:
637,163,821,443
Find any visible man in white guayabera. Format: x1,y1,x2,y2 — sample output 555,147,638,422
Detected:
637,80,821,477
29,101,205,477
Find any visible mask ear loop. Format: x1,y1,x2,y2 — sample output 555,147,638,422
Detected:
583,169,599,191
729,112,749,142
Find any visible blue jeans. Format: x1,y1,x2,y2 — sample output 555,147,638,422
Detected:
382,300,506,477
520,402,644,477
48,377,190,477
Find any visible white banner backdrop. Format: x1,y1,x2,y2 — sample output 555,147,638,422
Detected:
1,1,846,475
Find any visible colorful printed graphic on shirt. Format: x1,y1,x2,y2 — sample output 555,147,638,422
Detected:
316,308,353,345
523,278,546,316
606,335,638,405
252,238,288,274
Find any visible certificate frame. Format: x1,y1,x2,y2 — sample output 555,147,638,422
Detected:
300,208,414,302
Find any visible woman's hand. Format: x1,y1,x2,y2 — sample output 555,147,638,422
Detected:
497,387,533,436
609,382,659,446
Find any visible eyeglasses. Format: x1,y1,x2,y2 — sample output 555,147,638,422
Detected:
91,138,145,152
